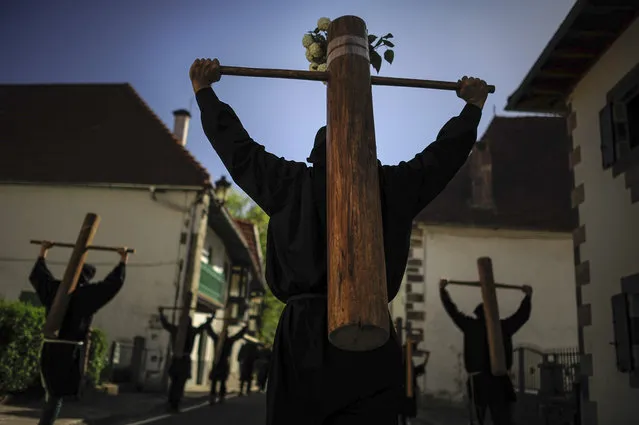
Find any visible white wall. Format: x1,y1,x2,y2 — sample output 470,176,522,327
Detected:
568,17,639,425
0,184,197,352
394,225,577,402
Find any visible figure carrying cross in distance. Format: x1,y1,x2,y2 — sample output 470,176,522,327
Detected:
30,240,128,425
440,279,533,425
189,57,489,425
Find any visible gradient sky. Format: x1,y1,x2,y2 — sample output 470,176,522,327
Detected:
1,0,575,191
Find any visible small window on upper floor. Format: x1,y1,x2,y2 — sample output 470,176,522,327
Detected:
201,245,212,264
600,63,639,170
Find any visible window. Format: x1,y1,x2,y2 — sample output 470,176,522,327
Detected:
611,273,639,388
201,245,212,264
600,63,639,170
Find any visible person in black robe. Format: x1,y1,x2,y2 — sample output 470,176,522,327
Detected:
439,280,533,425
255,344,272,393
29,241,128,425
206,323,248,404
189,57,489,425
158,307,213,413
237,340,260,396
398,340,426,425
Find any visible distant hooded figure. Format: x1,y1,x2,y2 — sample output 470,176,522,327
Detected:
191,58,489,425
30,241,128,425
158,308,213,413
237,340,260,395
439,280,533,425
255,344,272,393
207,324,248,404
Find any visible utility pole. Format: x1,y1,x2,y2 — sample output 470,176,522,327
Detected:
174,193,210,358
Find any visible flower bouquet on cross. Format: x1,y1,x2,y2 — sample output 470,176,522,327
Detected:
303,17,396,77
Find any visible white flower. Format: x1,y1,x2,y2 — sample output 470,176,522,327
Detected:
302,33,314,48
309,42,323,59
317,17,331,31
305,48,314,63
317,63,327,72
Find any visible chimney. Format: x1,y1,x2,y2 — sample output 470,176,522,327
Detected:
172,109,191,146
469,140,494,209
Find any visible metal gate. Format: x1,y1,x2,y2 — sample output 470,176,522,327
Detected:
512,346,580,425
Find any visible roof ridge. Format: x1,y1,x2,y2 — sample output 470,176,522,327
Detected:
122,84,212,186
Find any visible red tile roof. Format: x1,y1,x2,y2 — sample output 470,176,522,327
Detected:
417,115,575,232
0,83,210,187
233,218,263,277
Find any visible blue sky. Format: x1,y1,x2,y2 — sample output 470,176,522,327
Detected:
1,0,575,190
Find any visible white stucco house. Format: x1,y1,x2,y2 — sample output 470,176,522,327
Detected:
505,2,639,424
390,114,579,402
0,83,265,392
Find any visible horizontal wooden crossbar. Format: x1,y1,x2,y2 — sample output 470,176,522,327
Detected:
220,66,496,93
30,240,135,254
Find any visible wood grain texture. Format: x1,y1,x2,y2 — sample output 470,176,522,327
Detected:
326,15,389,351
43,213,100,338
477,257,508,376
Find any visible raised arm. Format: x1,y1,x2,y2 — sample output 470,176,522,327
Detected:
28,241,59,307
158,308,177,335
381,77,487,217
191,59,307,216
74,249,128,316
196,315,214,334
206,323,219,343
229,324,249,343
502,285,533,336
439,280,473,331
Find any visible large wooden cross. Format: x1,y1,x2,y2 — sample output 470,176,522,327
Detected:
442,257,524,376
215,15,495,352
31,213,135,339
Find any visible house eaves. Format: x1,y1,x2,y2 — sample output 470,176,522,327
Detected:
505,0,639,114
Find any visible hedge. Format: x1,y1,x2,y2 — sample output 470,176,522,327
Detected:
0,299,108,395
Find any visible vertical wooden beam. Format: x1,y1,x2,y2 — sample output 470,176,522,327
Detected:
406,321,413,398
477,257,507,376
326,15,389,352
43,213,100,338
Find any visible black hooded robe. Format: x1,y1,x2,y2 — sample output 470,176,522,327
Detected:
196,87,482,425
29,257,126,398
440,288,532,423
207,325,248,381
238,340,260,384
255,347,272,391
159,312,211,408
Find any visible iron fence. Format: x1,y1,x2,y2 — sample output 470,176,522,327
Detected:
512,346,580,394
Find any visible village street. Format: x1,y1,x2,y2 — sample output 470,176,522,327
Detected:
121,394,266,425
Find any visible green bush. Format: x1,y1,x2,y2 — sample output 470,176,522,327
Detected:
0,299,109,395
86,328,108,386
0,299,45,395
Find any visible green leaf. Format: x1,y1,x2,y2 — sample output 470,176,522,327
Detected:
382,33,394,39
368,34,377,44
374,37,384,48
313,27,320,34
382,39,395,48
370,50,382,74
384,49,394,64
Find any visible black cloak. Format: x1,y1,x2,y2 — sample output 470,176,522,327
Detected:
196,87,482,424
29,257,126,397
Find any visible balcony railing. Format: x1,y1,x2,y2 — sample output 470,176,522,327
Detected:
199,261,226,306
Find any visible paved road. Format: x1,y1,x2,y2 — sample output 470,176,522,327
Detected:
122,393,266,425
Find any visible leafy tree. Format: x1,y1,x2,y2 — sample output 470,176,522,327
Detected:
223,189,284,345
